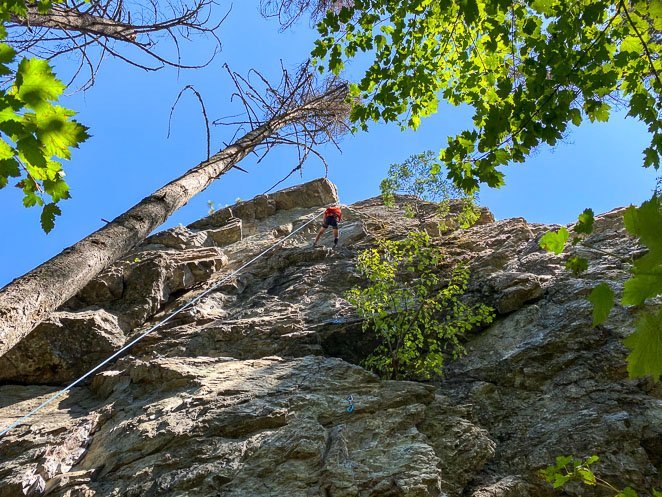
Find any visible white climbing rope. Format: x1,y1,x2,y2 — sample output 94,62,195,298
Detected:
0,208,326,439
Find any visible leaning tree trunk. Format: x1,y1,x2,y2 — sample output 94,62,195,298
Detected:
0,84,348,357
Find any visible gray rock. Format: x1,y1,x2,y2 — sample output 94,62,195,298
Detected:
0,180,659,497
188,178,338,232
68,247,228,330
206,218,243,246
145,225,209,250
484,272,545,314
0,310,124,385
188,205,235,230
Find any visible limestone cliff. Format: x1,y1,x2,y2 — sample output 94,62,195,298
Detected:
0,178,659,497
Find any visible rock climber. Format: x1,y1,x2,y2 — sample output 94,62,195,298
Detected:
313,204,342,248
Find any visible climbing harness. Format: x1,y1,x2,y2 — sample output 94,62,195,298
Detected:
0,208,326,439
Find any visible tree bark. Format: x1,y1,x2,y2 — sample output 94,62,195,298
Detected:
10,6,138,41
0,83,348,358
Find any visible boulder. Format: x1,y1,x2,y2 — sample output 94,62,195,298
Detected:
206,218,243,246
0,310,124,385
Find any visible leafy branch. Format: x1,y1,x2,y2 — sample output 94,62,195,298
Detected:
283,0,661,193
539,196,662,382
346,231,494,380
541,454,661,497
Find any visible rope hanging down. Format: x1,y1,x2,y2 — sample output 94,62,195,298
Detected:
0,208,326,439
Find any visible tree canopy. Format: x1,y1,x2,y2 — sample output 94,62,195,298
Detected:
309,0,661,192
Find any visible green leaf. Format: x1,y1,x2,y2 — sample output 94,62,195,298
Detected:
566,256,589,275
623,197,662,252
13,58,65,109
0,43,16,64
577,468,596,485
540,227,569,255
623,310,662,382
23,190,42,207
552,474,572,488
531,0,554,15
0,139,14,161
622,275,662,306
459,0,479,24
587,283,615,326
0,43,16,76
590,103,610,122
43,177,70,202
0,158,20,188
620,197,662,306
615,488,638,497
574,208,594,235
40,202,61,233
34,105,90,159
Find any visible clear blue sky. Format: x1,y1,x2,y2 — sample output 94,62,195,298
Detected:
0,2,658,287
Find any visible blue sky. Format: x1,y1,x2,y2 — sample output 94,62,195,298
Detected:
0,2,658,287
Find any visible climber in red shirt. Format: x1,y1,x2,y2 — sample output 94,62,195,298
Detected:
313,204,342,248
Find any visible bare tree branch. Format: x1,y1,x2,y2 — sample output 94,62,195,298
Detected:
214,60,350,181
260,0,353,30
6,0,228,89
168,84,211,159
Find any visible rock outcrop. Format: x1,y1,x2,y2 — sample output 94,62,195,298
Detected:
0,178,659,497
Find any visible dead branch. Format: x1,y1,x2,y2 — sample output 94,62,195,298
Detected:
5,0,227,89
168,85,211,160
259,0,353,30
214,60,351,186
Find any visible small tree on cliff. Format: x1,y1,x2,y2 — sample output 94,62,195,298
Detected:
380,151,480,231
346,231,494,380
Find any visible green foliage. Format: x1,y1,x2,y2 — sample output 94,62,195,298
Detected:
622,196,662,305
457,197,481,229
574,208,595,235
539,196,662,381
542,454,657,497
539,227,569,255
588,282,615,326
541,454,600,489
624,309,662,382
313,0,661,192
0,3,90,232
346,231,494,380
565,255,589,276
380,151,466,206
380,150,480,231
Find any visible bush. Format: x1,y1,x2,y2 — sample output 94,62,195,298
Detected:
346,231,494,380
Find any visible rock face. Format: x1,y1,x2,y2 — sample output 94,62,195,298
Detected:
0,178,659,497
0,310,124,385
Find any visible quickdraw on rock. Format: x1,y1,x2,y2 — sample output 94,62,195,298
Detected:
346,395,355,413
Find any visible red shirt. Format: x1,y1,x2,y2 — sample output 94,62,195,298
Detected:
324,206,342,221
